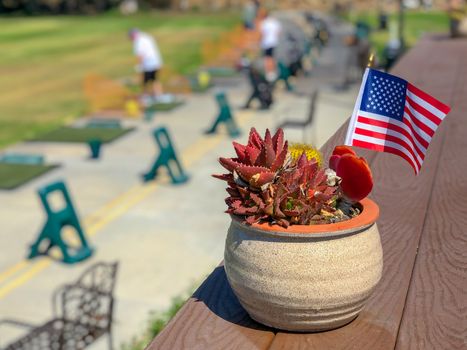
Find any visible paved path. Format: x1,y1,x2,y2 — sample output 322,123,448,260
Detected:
0,17,359,349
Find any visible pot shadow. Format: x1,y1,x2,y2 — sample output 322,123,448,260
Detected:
192,265,274,332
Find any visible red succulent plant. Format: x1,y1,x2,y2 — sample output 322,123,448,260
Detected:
213,128,374,227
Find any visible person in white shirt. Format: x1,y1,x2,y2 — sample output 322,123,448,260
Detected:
129,28,163,98
259,10,281,81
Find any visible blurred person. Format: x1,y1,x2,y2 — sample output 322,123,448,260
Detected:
341,20,371,89
259,10,281,82
243,0,256,30
253,0,261,13
285,34,304,77
128,28,163,99
242,60,273,110
383,39,401,71
253,0,261,23
448,0,467,38
120,0,138,15
355,20,371,74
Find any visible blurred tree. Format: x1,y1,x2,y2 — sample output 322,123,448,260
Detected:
144,0,172,8
0,0,120,14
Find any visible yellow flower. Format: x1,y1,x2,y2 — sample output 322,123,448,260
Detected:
289,143,322,166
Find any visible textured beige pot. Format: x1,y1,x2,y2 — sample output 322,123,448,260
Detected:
224,198,383,332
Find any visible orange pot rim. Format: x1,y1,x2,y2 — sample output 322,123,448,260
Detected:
232,198,379,235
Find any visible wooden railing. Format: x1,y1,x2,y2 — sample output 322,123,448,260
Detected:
146,36,467,350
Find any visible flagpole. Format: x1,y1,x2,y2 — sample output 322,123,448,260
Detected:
367,52,375,68
345,53,375,146
345,67,369,146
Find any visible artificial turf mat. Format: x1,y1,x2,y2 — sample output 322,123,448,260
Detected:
206,67,239,77
0,163,58,190
151,101,184,111
190,84,213,93
30,127,133,143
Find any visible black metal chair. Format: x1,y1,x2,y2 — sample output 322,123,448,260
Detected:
0,262,118,350
277,90,319,143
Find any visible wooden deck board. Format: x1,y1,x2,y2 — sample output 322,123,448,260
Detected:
395,40,467,350
268,35,462,350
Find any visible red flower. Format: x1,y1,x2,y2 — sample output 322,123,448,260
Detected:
330,146,373,202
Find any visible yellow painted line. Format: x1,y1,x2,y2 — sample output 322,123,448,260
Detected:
0,260,50,299
86,184,157,237
182,135,223,166
83,183,143,226
0,111,254,300
0,185,155,299
0,261,29,285
0,187,159,300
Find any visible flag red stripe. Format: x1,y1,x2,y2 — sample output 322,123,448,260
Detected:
407,83,451,114
406,95,443,126
354,127,422,169
404,106,435,137
357,115,427,158
401,117,430,151
352,139,418,174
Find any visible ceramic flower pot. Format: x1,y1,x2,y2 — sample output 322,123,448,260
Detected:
224,198,383,332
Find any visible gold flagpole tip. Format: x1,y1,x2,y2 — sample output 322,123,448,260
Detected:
367,52,375,68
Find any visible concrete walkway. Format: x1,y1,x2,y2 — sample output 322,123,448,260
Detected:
0,18,360,349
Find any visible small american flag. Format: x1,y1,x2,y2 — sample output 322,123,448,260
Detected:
345,68,450,174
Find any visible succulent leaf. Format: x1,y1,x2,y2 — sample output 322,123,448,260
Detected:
236,165,271,181
226,187,240,197
272,128,285,154
245,145,261,165
212,173,233,181
256,139,276,168
270,141,288,172
249,193,265,208
297,152,307,168
248,128,263,149
219,157,242,172
249,171,275,188
233,142,247,162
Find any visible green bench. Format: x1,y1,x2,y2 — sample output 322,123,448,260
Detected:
204,92,241,138
28,180,94,264
143,127,189,185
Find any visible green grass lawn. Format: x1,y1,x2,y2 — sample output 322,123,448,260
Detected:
348,10,449,62
0,11,240,149
30,126,134,143
0,163,58,190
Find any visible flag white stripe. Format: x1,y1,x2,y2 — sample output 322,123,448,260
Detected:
406,89,446,120
352,133,420,172
355,121,425,164
405,101,438,131
403,111,433,143
359,110,431,149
